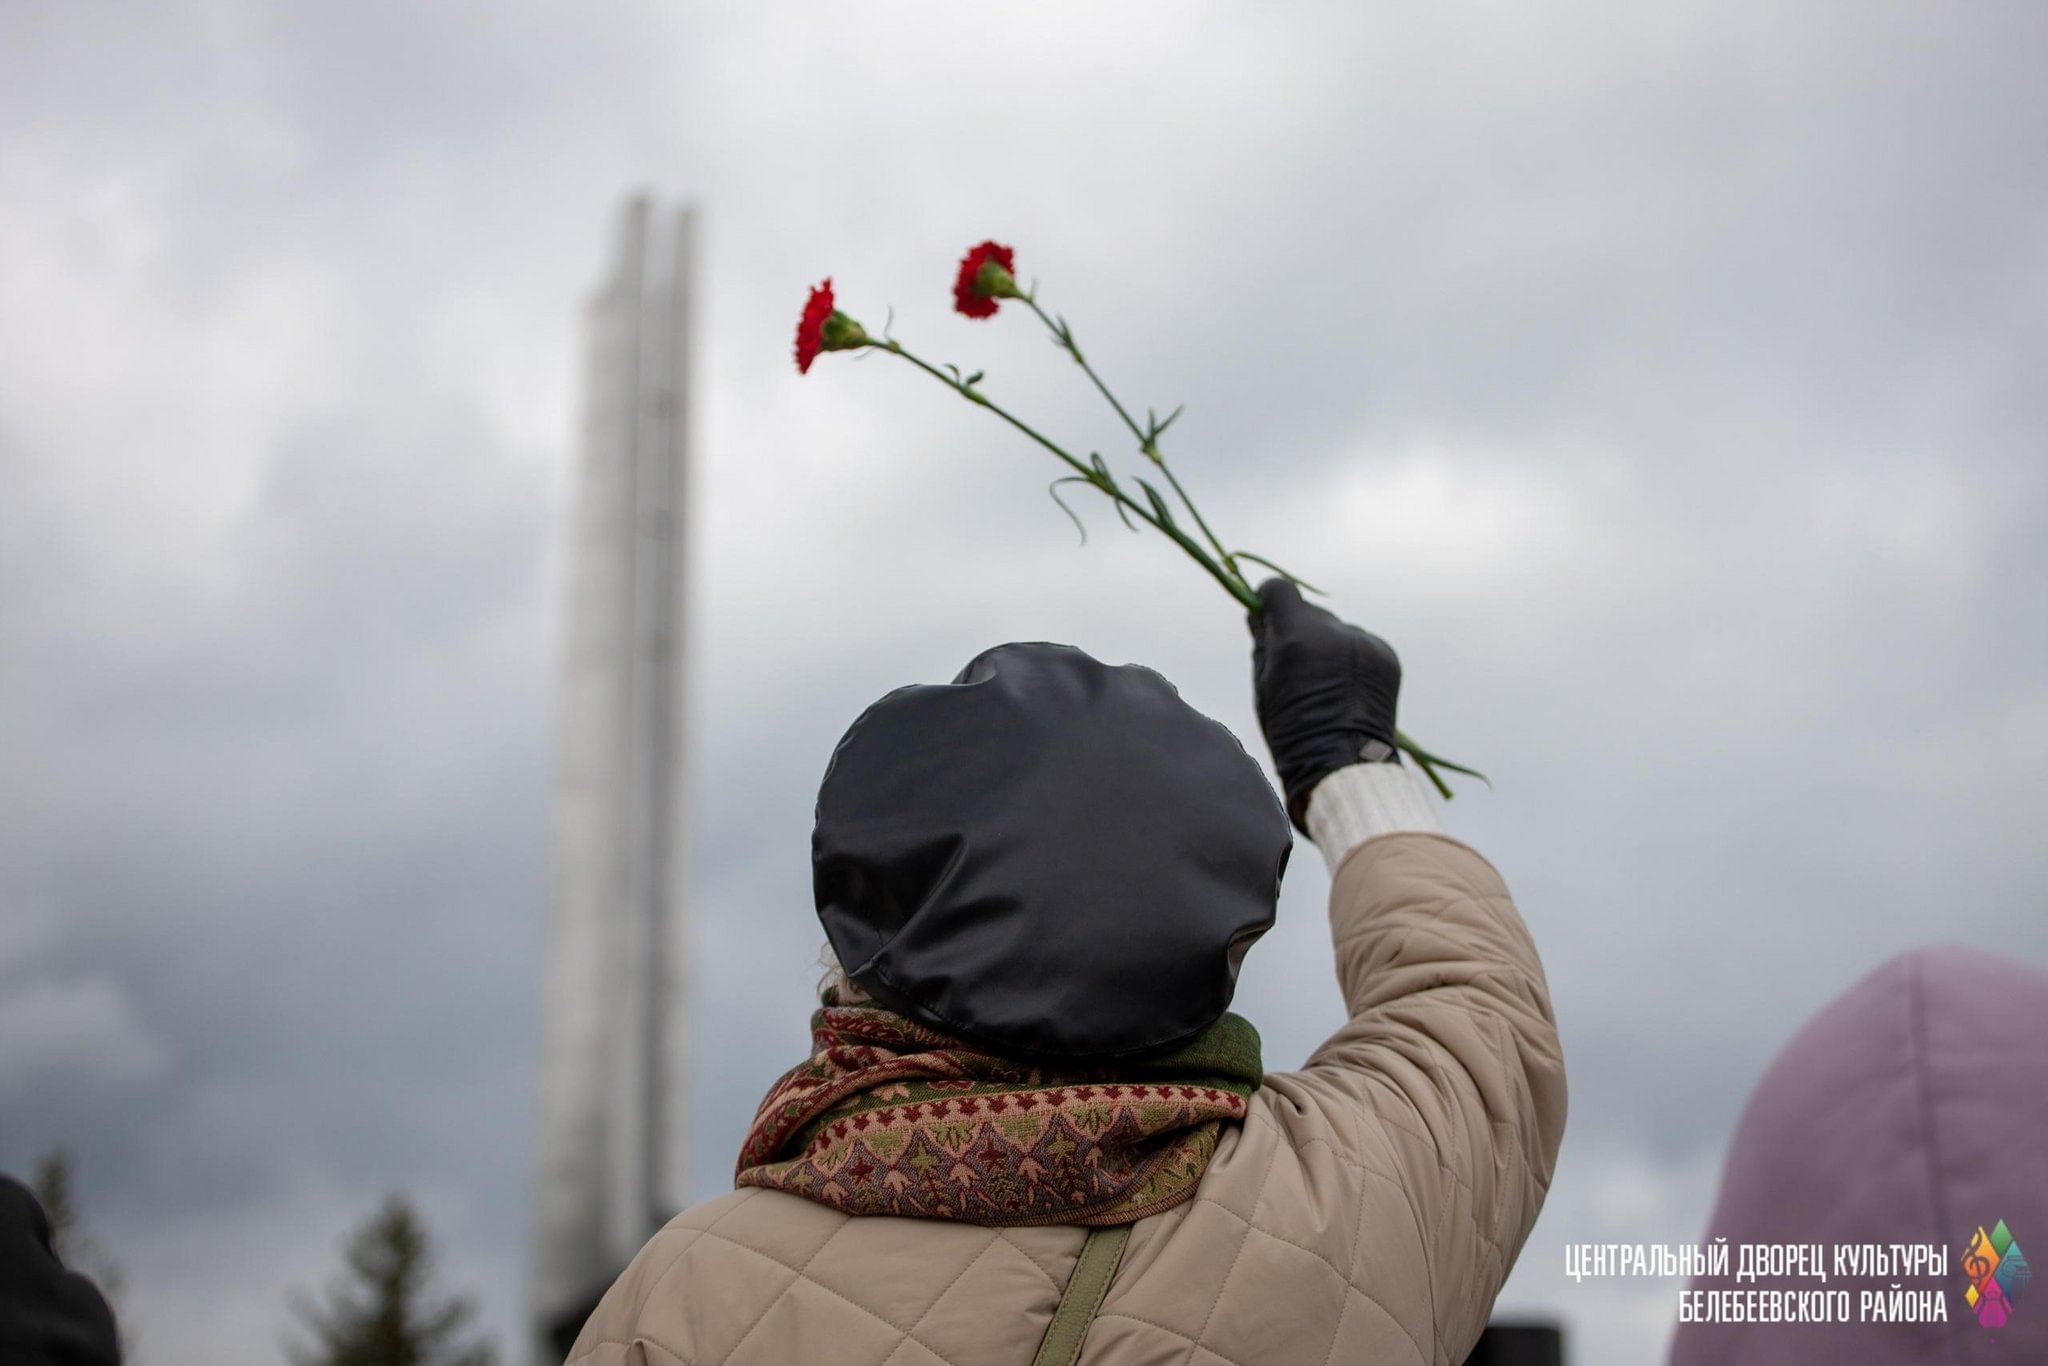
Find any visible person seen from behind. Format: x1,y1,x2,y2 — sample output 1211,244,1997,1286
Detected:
570,580,1569,1364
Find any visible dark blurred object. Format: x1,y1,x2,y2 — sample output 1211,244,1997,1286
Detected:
0,1174,121,1366
29,1151,122,1326
1464,1320,1565,1365
543,1281,610,1361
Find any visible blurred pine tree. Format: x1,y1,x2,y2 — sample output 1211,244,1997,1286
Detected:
290,1195,496,1366
31,1147,125,1345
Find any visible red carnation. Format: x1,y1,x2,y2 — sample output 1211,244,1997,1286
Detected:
794,278,836,374
953,241,1020,318
794,278,871,374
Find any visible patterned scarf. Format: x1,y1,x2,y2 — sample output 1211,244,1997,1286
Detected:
735,1004,1263,1226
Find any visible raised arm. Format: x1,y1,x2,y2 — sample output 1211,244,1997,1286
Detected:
1250,580,1567,1360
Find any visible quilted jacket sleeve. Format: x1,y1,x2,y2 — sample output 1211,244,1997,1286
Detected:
1298,830,1567,1359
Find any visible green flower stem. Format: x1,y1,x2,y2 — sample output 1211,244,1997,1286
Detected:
1020,297,1242,582
871,333,1481,799
1156,461,1241,582
874,339,1260,611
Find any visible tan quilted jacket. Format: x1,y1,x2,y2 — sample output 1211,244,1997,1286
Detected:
569,831,1567,1366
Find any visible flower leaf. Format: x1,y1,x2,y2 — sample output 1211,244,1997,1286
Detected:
1091,454,1140,532
1232,552,1324,595
1047,477,1092,545
1136,478,1178,529
1395,731,1491,800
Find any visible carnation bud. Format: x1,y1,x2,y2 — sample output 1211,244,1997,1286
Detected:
819,311,870,351
974,259,1024,301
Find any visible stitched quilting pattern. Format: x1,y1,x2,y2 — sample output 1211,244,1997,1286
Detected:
567,834,1563,1366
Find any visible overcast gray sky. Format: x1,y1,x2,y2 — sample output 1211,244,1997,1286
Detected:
3,3,2044,1363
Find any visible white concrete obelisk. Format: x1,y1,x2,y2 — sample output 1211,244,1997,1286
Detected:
531,195,694,1360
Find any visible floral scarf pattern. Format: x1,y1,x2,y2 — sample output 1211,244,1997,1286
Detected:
735,1005,1262,1227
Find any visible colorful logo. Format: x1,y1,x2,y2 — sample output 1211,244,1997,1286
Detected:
1964,1220,2030,1328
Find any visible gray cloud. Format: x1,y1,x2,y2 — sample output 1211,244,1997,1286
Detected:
3,3,2044,1363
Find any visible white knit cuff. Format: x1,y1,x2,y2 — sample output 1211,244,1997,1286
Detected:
1304,762,1442,875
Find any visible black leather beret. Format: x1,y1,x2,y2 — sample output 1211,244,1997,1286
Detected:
813,642,1291,1061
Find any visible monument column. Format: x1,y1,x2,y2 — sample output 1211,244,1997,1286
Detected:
530,195,694,1361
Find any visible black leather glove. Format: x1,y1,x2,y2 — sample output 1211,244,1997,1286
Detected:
1249,578,1401,833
